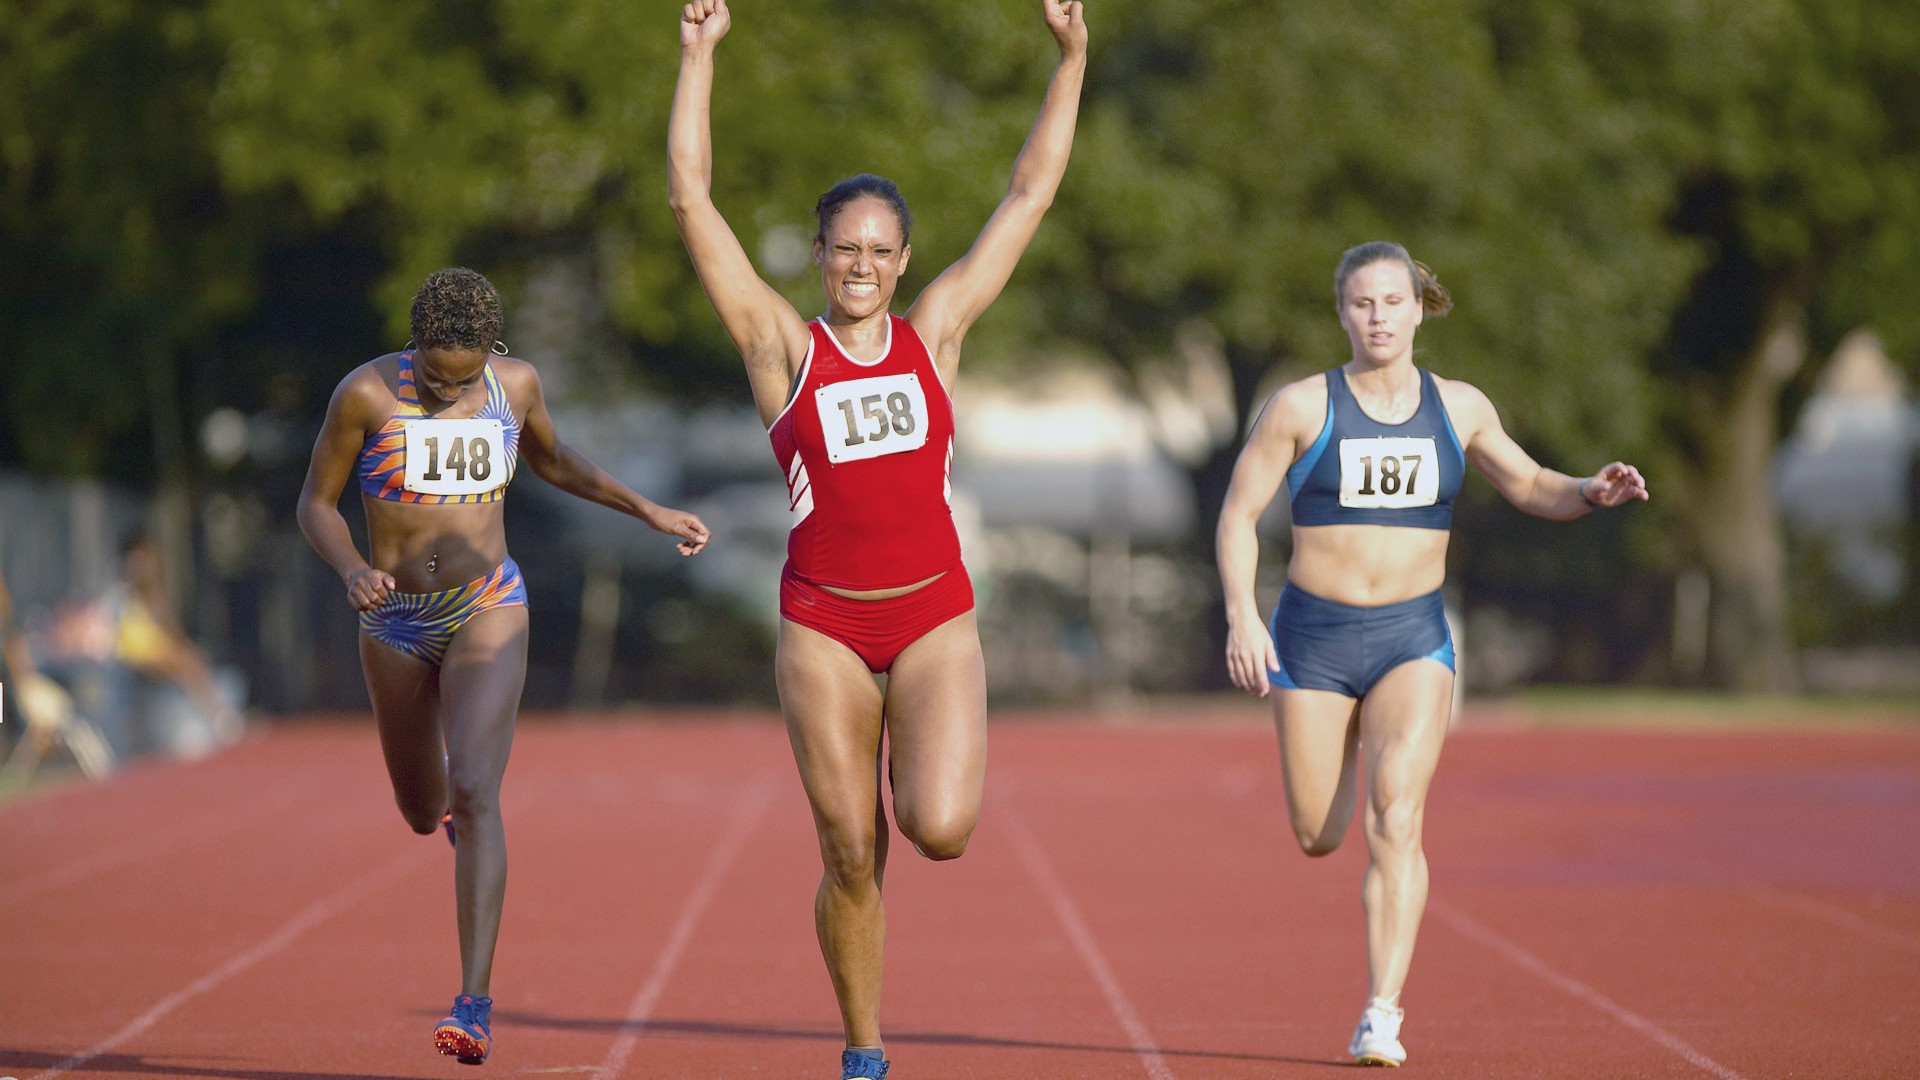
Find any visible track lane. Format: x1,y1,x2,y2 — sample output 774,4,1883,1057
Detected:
2,715,1914,1079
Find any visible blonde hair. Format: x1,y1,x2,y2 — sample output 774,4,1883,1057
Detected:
1334,241,1453,317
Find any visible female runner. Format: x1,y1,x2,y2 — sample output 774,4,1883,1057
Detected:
297,267,709,1064
668,2,1085,1076
1216,242,1648,1067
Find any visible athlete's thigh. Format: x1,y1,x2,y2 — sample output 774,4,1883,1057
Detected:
1356,659,1453,809
1273,687,1362,843
438,604,530,785
882,610,987,830
778,619,888,830
361,634,444,802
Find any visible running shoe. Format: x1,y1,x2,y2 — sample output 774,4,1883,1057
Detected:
434,993,492,1064
1348,1001,1406,1067
840,1047,890,1079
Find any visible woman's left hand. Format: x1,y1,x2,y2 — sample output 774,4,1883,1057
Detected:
1581,462,1651,509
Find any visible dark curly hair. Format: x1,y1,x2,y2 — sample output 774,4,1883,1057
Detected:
814,174,912,246
409,268,504,351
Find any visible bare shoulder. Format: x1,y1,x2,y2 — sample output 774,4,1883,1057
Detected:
1432,372,1499,427
488,355,544,400
1257,370,1331,438
332,356,399,412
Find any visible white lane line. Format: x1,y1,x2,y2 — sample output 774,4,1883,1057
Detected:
591,778,776,1080
1429,899,1752,1080
0,776,332,907
1745,886,1920,952
1001,792,1176,1080
27,840,436,1080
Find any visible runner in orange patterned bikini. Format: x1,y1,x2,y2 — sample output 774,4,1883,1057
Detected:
297,267,710,1064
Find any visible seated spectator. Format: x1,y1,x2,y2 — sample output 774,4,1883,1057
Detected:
31,533,244,761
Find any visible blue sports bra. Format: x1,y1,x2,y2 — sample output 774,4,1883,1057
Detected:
357,350,521,504
1285,367,1464,530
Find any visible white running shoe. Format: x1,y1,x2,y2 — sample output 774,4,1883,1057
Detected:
1348,1002,1407,1067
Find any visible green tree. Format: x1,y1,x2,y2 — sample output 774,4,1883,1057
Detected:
1577,0,1920,690
1015,0,1920,691
0,0,260,482
202,0,1069,395
1009,0,1697,681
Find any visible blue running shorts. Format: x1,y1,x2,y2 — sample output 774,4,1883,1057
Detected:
1266,583,1454,698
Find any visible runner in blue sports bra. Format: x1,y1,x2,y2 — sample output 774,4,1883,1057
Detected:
1215,242,1649,1068
297,267,711,1065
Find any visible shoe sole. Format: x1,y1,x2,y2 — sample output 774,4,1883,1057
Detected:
435,1026,490,1065
1354,1054,1403,1067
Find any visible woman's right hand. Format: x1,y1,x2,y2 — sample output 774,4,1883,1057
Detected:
345,567,395,612
681,0,730,49
1043,0,1088,58
1224,615,1280,699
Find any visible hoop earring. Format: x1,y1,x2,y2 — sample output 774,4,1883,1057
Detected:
491,340,510,356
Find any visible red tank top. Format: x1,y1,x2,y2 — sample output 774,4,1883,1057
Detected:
769,315,960,590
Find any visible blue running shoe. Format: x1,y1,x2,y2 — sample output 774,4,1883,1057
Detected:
840,1047,889,1079
434,994,492,1064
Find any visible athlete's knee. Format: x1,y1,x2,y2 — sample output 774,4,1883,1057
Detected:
899,810,974,861
445,768,502,822
1365,797,1425,854
816,824,881,888
399,800,443,835
1296,827,1343,857
1288,803,1351,856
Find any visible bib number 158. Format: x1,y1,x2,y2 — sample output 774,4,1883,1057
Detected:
816,373,930,464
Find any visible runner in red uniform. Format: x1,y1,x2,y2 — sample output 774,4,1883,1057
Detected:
669,3,1086,1076
771,316,972,671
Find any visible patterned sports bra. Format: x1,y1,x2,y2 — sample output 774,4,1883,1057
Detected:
357,350,521,504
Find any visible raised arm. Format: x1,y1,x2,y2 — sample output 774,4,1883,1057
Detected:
296,369,393,612
1444,380,1650,520
907,0,1087,378
668,0,810,425
509,363,710,555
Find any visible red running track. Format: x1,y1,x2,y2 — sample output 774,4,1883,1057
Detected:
1,711,1916,1079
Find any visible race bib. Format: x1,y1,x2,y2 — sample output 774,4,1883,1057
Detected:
1338,436,1439,509
403,418,507,496
815,373,930,464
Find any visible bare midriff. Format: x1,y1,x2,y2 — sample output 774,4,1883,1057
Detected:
821,570,948,601
362,497,509,593
1287,524,1449,607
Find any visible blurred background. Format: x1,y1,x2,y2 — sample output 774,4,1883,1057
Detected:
1,0,1917,769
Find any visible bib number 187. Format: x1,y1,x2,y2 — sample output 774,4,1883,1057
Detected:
1337,436,1439,509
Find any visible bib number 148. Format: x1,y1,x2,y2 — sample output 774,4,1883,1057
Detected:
403,418,508,496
